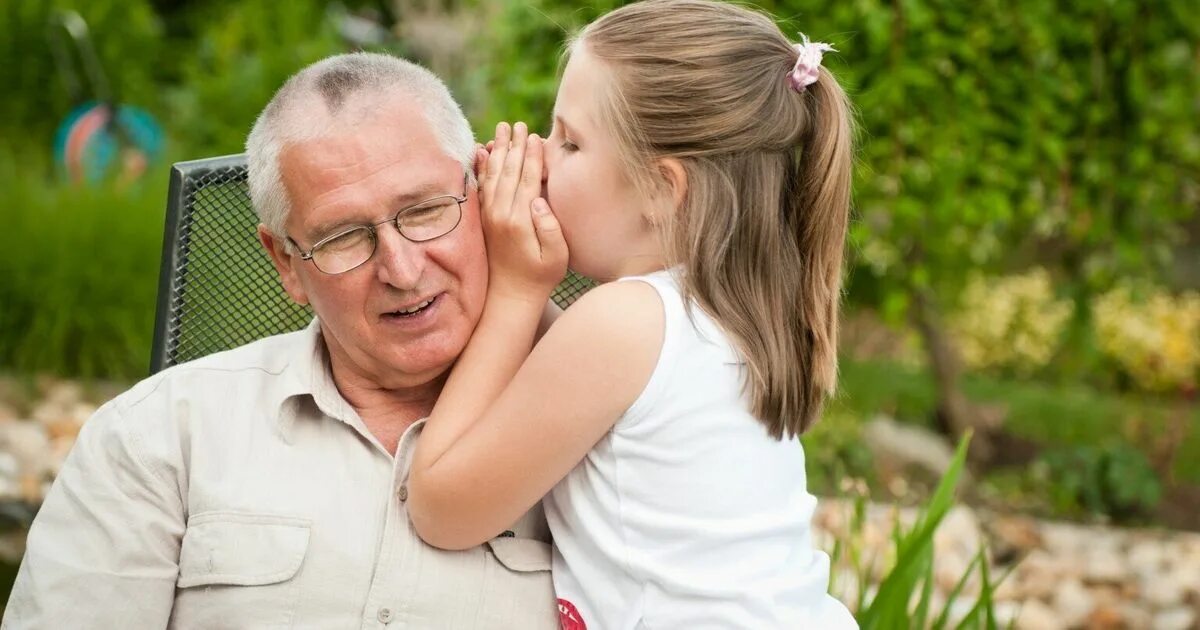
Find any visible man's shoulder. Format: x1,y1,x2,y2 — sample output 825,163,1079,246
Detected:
116,327,313,414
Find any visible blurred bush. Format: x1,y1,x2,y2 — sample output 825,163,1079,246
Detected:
1092,284,1200,394
949,269,1074,377
0,0,1196,389
1038,444,1163,522
0,0,166,156
163,0,346,156
800,408,876,496
0,150,164,378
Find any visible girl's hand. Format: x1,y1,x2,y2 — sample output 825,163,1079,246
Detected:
477,121,568,304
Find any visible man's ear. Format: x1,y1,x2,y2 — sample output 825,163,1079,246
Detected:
257,224,309,306
651,158,688,222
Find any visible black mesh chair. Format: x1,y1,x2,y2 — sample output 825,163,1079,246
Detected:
150,154,593,374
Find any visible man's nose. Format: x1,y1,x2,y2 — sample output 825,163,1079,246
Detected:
373,226,426,290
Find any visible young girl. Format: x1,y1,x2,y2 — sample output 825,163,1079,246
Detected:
409,0,857,626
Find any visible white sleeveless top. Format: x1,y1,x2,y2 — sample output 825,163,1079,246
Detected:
544,270,857,629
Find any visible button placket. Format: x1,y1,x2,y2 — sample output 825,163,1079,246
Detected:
359,454,408,629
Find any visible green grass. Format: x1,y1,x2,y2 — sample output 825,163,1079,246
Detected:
841,433,1012,629
0,150,166,379
833,357,1200,484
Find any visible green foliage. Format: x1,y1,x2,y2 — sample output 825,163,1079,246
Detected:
0,0,166,154
0,150,164,378
1039,444,1163,521
836,433,1011,628
756,0,1198,310
164,0,346,156
2,0,1196,394
801,407,875,495
449,0,621,134
839,357,1200,485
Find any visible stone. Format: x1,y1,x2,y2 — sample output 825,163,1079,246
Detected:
1085,603,1125,630
992,570,1023,602
1083,546,1127,585
991,601,1020,628
41,380,83,408
934,550,976,595
938,599,976,628
1052,577,1095,628
0,422,50,473
1127,539,1165,578
935,506,985,559
1153,606,1195,630
44,416,83,442
1142,568,1188,608
1117,604,1153,630
0,451,19,501
933,506,986,594
48,437,76,477
1014,598,1061,630
1013,549,1071,600
30,401,68,426
987,514,1043,559
862,415,958,478
69,402,97,423
18,473,41,503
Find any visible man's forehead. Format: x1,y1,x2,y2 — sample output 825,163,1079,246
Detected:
280,107,453,185
278,123,462,238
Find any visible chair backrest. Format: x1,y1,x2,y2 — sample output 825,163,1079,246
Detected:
150,154,593,374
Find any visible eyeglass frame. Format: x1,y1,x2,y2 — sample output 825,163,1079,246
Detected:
285,172,471,275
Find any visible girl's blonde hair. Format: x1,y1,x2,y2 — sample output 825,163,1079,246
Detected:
576,0,854,438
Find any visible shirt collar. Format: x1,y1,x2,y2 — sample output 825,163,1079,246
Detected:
274,318,359,437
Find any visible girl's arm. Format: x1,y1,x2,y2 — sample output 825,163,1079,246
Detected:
536,299,564,343
411,280,662,550
407,123,662,550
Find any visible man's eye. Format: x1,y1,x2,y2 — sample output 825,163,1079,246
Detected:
321,228,371,252
401,202,450,225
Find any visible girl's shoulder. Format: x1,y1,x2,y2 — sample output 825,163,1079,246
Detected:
559,277,666,332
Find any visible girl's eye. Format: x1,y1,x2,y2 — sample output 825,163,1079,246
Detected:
561,141,579,153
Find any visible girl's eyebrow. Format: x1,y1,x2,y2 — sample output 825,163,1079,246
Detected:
553,114,577,137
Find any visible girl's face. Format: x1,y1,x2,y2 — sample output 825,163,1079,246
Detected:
543,46,666,281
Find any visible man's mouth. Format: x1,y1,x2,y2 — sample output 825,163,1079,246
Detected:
383,295,438,319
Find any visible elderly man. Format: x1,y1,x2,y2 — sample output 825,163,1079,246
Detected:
3,53,558,628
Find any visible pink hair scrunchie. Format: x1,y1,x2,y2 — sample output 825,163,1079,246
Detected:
788,34,836,93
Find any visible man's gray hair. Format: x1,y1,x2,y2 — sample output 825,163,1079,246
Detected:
246,52,476,237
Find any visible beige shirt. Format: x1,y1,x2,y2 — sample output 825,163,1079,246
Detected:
2,321,558,629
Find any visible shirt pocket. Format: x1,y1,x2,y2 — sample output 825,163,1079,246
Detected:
170,512,311,630
477,537,559,629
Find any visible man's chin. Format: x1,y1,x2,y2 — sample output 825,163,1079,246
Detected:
372,345,461,389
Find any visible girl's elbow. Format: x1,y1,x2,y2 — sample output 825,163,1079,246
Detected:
407,477,480,551
411,516,476,551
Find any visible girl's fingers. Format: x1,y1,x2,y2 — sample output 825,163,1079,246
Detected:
531,197,568,273
513,134,544,231
482,122,511,208
494,122,529,222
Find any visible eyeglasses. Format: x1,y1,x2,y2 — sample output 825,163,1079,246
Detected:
287,173,469,275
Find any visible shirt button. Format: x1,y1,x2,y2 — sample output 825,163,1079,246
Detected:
377,607,394,623
397,485,408,502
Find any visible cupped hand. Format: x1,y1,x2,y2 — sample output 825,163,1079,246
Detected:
476,121,568,304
